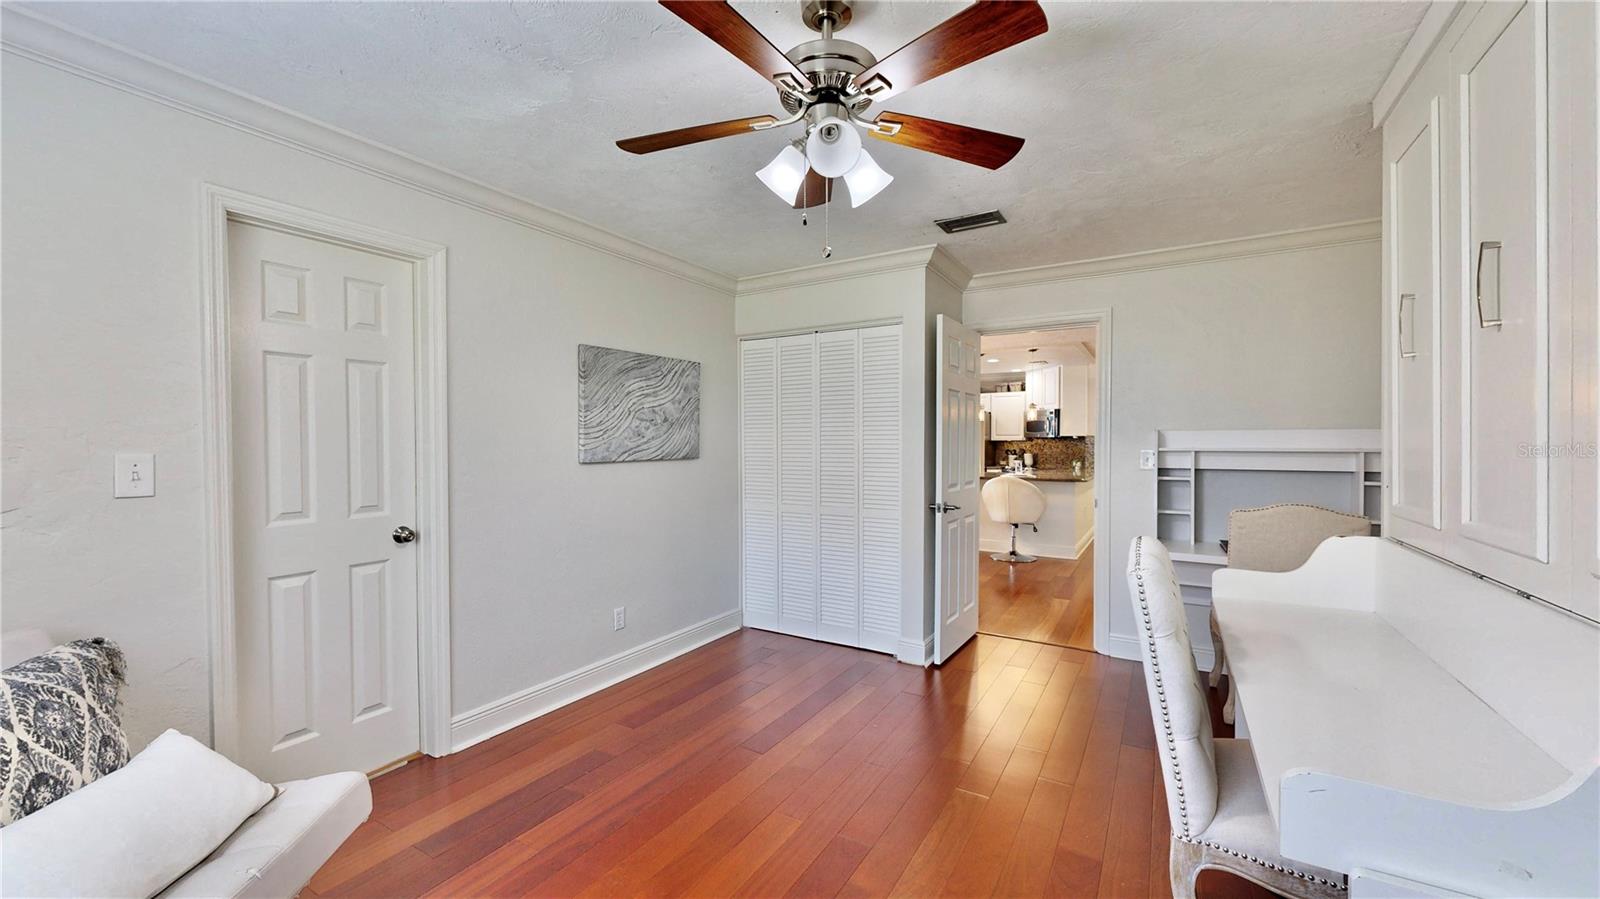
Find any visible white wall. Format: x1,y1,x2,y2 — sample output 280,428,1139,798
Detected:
963,240,1382,660
1,52,738,749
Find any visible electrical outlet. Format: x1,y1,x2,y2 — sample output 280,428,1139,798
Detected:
1139,450,1157,471
613,607,626,631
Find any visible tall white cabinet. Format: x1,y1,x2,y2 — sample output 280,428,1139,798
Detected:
741,325,903,654
1381,0,1597,619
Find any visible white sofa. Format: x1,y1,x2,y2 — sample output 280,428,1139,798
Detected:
2,631,372,898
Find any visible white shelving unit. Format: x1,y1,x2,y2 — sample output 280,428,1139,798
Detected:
1152,428,1383,605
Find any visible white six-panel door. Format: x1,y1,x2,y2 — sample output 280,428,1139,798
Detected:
933,315,982,664
229,221,420,781
740,326,901,654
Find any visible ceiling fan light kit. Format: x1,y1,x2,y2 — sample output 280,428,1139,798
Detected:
756,144,810,205
842,149,892,208
619,0,1046,256
804,114,861,177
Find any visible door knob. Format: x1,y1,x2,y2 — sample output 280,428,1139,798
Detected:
928,502,961,513
392,525,417,544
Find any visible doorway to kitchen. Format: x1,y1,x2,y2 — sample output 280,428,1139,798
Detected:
975,324,1099,651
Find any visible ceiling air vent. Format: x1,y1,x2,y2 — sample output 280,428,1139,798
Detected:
935,210,1007,234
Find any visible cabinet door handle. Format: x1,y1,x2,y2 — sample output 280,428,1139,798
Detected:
1398,293,1418,359
1476,240,1503,328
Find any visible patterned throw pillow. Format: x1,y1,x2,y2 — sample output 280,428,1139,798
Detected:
0,638,129,825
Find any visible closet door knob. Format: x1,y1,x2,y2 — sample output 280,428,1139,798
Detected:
392,525,417,544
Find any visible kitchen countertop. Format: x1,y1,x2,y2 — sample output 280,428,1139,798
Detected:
981,469,1093,483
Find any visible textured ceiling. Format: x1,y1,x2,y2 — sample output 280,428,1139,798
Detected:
981,328,1095,376
28,1,1425,278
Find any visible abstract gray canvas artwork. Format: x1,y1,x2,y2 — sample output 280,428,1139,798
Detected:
577,345,701,463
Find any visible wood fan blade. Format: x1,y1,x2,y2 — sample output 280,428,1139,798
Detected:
659,1,809,84
853,1,1047,102
617,115,778,154
868,112,1025,170
793,170,834,209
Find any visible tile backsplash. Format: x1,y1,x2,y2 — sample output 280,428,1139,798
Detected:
988,436,1094,475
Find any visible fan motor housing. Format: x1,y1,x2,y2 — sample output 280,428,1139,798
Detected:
781,0,874,116
780,39,876,114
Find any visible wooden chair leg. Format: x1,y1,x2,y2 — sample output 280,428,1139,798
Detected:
1222,672,1236,725
1169,835,1201,899
1207,610,1225,688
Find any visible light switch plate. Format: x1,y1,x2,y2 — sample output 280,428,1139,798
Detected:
114,453,155,498
1139,450,1157,471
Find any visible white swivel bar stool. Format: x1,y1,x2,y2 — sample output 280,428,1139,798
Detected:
981,475,1046,563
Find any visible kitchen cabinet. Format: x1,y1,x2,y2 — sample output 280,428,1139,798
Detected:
1059,362,1093,436
1024,365,1053,410
1020,362,1094,436
1380,0,1594,617
989,392,1027,441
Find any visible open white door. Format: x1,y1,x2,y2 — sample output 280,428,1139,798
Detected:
933,315,982,663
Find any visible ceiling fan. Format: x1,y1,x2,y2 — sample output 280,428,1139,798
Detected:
617,0,1048,210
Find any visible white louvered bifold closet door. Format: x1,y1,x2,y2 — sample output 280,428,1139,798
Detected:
816,330,861,647
857,325,902,654
740,325,901,653
740,340,779,632
776,334,820,639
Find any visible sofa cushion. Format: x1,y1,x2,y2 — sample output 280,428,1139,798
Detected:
0,638,129,824
160,772,372,898
0,729,276,898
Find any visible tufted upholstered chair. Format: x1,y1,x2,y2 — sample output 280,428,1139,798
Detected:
1127,537,1347,899
1209,504,1372,722
980,475,1046,563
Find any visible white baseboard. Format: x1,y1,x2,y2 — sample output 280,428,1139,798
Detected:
897,635,934,667
1107,632,1216,673
449,608,742,752
1073,529,1095,559
972,534,1088,556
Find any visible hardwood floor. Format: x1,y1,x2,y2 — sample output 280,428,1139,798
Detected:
310,628,1271,899
978,545,1095,651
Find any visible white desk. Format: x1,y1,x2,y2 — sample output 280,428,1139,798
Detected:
1208,537,1599,898
1211,597,1574,825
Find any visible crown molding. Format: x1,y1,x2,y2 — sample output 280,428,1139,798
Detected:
1371,1,1464,129
926,245,973,294
734,244,942,297
0,7,737,295
964,219,1381,295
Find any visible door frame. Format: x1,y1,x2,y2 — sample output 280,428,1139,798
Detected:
962,309,1114,656
198,184,453,760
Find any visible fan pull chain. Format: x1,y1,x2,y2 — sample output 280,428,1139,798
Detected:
822,179,832,259
800,173,808,227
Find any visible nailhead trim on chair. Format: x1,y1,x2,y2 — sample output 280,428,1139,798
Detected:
1175,835,1349,891
1130,537,1194,838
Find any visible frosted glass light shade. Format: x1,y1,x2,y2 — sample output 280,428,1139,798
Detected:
756,145,808,204
805,116,862,177
843,148,892,207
